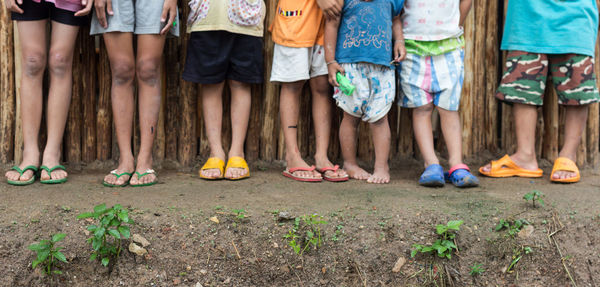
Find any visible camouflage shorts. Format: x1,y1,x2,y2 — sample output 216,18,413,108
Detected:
496,51,600,106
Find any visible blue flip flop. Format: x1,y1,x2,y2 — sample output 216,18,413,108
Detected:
445,164,479,188
419,164,445,187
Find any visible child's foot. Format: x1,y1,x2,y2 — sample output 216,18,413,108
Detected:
103,157,135,186
225,154,250,180
445,164,479,188
315,156,349,181
130,160,157,186
285,155,321,180
551,154,578,181
343,162,371,180
40,150,67,182
480,153,539,174
419,164,445,187
5,152,39,183
367,166,390,184
201,151,226,179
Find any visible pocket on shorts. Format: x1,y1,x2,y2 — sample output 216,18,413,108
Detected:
187,0,210,26
228,0,263,27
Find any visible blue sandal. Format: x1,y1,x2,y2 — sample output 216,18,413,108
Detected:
419,164,445,187
445,164,479,188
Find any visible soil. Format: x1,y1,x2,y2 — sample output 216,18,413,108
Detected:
0,159,599,287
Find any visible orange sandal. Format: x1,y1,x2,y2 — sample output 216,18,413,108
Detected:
550,157,580,183
479,155,543,178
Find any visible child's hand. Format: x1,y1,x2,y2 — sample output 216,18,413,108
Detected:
316,0,342,20
393,39,406,63
327,61,345,87
5,0,24,14
160,0,177,35
75,0,94,17
94,0,113,28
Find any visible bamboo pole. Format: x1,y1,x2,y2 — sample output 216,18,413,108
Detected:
13,25,23,163
260,0,279,161
97,39,112,160
0,9,15,163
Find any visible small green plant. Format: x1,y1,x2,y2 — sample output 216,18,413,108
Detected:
231,209,246,220
28,233,68,275
331,224,344,242
507,246,533,273
469,263,485,276
523,190,545,207
283,214,327,256
495,219,529,237
77,204,133,267
411,220,463,259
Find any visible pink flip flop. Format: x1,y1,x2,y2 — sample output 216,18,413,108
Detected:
282,166,323,182
317,165,349,182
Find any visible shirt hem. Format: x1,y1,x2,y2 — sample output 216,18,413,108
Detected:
500,43,595,57
404,31,464,41
188,25,264,37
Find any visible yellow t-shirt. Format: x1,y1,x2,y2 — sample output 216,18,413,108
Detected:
271,0,325,47
188,0,266,37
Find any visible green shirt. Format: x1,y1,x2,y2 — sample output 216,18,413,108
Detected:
405,36,464,56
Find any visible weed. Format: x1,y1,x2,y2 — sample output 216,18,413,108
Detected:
214,205,224,211
28,233,68,275
411,220,463,259
495,219,529,237
77,203,133,267
331,224,344,242
523,190,545,208
507,246,533,273
469,263,485,276
231,209,246,220
283,214,327,256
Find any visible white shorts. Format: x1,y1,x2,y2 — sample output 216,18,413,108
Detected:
333,63,395,123
270,44,328,83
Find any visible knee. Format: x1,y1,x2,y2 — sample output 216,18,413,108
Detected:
136,58,161,86
111,60,135,86
281,81,305,93
370,115,389,127
414,103,435,115
228,79,251,90
23,52,46,78
48,51,72,78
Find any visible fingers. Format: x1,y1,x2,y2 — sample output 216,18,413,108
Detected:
159,6,171,35
17,0,22,5
75,1,93,16
107,0,113,15
9,0,24,14
81,0,86,5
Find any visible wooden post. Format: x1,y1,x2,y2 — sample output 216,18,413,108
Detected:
260,0,279,161
165,38,179,162
65,30,83,164
460,7,474,157
81,28,97,163
97,38,112,160
13,25,23,163
484,0,498,151
397,108,413,158
471,0,487,153
0,9,15,163
152,57,167,165
178,2,197,167
245,85,262,160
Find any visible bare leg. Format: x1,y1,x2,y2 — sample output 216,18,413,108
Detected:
5,20,47,183
280,81,321,179
553,105,588,180
200,82,226,178
481,103,539,172
129,34,166,185
225,79,251,179
412,103,439,167
339,112,370,180
102,32,136,186
39,21,80,181
368,115,391,184
310,75,347,179
437,107,463,168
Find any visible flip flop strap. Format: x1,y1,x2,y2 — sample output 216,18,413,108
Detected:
318,165,340,173
227,157,248,169
110,170,133,179
490,155,514,171
41,165,66,173
135,169,156,179
11,165,38,176
288,166,316,173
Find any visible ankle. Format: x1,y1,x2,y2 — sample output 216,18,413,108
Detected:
210,148,226,160
228,148,245,159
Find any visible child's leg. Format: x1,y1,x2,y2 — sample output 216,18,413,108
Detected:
339,112,370,180
200,81,227,178
5,21,47,182
226,79,251,179
412,103,439,167
368,115,391,184
129,34,167,185
481,103,539,172
437,107,463,168
553,105,588,180
309,75,347,178
280,81,321,179
39,21,80,181
102,32,136,186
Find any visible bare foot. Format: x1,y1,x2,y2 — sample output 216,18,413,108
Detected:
40,151,67,181
480,153,539,173
285,154,321,180
367,166,390,184
5,152,39,183
343,162,371,180
315,155,348,180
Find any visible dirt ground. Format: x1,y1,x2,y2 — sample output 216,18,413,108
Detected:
0,159,599,287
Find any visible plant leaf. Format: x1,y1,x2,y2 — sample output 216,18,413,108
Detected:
53,270,63,274
89,253,97,261
101,257,110,266
94,204,107,215
52,233,66,243
118,211,129,223
37,250,50,262
94,227,106,238
411,249,418,258
109,219,120,227
436,224,447,235
447,220,463,230
28,243,42,251
54,251,67,263
92,238,102,251
523,193,534,201
108,229,121,239
118,226,131,239
87,225,98,231
77,212,94,220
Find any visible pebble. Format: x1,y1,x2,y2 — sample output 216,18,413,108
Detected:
518,225,535,238
277,212,294,221
173,278,181,285
223,278,231,284
200,269,207,275
128,242,148,256
195,283,203,287
132,234,151,247
186,265,192,271
392,257,406,273
209,216,220,224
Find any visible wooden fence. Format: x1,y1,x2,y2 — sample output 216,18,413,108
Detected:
0,1,599,168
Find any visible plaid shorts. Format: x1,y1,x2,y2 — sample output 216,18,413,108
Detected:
496,51,600,106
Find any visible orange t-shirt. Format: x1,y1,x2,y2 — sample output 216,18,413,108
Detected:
271,0,325,48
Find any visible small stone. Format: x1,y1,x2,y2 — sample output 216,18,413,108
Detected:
186,265,192,271
173,278,181,285
281,266,290,273
223,277,231,284
277,212,294,221
83,230,90,236
322,267,327,274
518,225,534,238
359,225,365,229
200,269,207,275
132,234,151,247
128,242,148,256
392,257,406,273
273,242,279,248
195,283,203,287
209,216,220,224
473,225,478,230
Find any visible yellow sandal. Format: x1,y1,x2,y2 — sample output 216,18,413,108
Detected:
199,157,225,180
225,157,250,180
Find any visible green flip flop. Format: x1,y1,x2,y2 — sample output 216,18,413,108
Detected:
130,169,158,187
6,165,38,186
102,169,133,187
40,165,68,184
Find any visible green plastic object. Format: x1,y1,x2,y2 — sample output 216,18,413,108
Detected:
336,72,356,96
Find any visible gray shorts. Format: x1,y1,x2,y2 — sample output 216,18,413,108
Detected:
90,0,179,36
